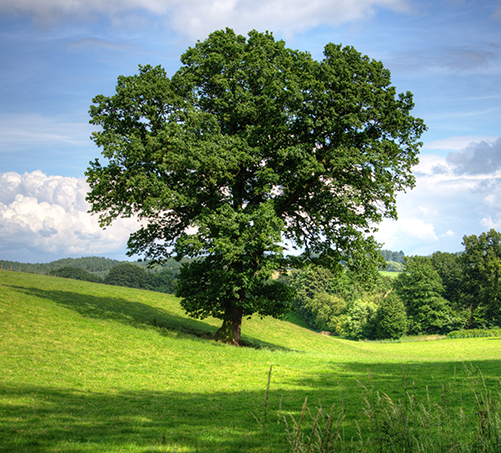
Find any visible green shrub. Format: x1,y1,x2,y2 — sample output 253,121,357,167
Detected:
302,292,346,333
104,263,151,289
446,328,501,338
343,298,378,340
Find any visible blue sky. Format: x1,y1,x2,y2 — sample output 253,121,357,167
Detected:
0,0,500,262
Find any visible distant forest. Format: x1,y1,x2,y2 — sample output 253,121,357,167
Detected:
0,256,185,279
1,251,406,275
0,250,405,277
0,250,405,296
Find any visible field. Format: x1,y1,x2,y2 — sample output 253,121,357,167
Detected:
1,271,500,452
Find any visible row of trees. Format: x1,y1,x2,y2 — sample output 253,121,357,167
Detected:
0,256,185,280
53,263,176,294
50,229,500,340
288,229,501,340
287,265,407,340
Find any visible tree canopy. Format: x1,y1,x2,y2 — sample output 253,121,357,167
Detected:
86,28,426,345
461,229,501,327
395,256,453,335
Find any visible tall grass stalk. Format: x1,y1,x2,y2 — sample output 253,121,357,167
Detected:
280,365,501,452
281,397,345,452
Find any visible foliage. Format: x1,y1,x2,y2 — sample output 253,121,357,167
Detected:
287,266,336,329
49,256,123,277
430,251,463,308
102,263,176,293
372,291,407,340
104,263,152,289
384,260,404,272
380,250,405,273
175,256,293,343
148,268,176,294
446,328,501,338
343,297,379,340
380,249,405,264
303,292,346,332
0,256,182,282
53,266,104,283
461,229,501,328
85,28,426,345
288,266,396,335
395,256,454,335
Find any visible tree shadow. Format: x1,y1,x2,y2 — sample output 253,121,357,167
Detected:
0,384,278,452
0,384,344,453
4,284,295,351
2,358,500,453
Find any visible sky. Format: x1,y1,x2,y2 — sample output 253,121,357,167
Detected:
0,0,500,263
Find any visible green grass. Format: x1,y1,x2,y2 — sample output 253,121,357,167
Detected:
1,271,500,452
379,270,401,279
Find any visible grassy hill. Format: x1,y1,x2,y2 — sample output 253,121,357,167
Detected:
1,271,500,452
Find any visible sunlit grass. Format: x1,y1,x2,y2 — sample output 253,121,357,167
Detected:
1,271,500,452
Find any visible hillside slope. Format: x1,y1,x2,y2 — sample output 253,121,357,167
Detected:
1,271,499,452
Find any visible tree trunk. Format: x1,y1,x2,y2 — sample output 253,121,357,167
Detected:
213,305,244,346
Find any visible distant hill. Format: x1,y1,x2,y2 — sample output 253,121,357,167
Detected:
0,256,185,279
1,250,405,277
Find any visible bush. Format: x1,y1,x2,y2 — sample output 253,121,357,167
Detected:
446,328,501,338
148,269,176,294
343,298,378,340
104,263,151,289
395,256,454,335
302,292,346,333
385,260,404,272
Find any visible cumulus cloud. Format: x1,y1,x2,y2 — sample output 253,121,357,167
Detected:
0,171,139,260
446,137,501,175
0,0,411,39
374,136,501,255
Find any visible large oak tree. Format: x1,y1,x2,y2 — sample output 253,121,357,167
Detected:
86,28,426,345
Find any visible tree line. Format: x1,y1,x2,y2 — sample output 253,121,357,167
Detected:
0,256,185,279
286,229,501,340
2,228,498,340
0,257,183,294
50,263,176,294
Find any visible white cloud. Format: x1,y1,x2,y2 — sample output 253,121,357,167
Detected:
481,216,501,230
446,137,501,175
375,217,438,249
374,136,501,254
0,0,412,39
0,171,138,259
442,230,456,238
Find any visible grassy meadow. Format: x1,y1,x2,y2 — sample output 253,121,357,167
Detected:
1,271,500,452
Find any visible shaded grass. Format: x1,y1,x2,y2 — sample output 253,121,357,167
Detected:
1,271,500,452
